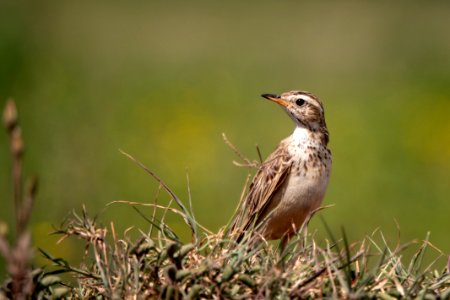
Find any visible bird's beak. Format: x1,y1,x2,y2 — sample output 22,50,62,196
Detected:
261,94,291,108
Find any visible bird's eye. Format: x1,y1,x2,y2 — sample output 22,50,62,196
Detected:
295,99,305,106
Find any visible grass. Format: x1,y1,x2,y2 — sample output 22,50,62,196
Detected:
39,205,450,299
1,100,449,299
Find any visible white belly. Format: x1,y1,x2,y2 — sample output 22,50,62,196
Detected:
262,156,331,240
283,168,330,212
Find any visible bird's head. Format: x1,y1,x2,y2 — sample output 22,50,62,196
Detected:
261,91,327,131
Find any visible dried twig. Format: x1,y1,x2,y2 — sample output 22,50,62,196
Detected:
222,133,260,168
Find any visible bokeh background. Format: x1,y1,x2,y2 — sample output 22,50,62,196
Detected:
1,1,449,277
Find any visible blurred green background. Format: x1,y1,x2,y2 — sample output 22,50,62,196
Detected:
1,1,449,277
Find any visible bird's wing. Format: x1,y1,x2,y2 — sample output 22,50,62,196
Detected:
231,141,293,239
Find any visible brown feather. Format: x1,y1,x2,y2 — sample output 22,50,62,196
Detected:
232,139,293,241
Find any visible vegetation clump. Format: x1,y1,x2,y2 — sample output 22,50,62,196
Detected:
39,198,449,299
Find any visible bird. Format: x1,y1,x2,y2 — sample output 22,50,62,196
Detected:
231,90,332,247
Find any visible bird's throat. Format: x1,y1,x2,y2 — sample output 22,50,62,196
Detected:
291,125,329,147
291,126,311,144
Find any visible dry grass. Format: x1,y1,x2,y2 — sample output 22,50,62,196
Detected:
39,205,449,299
1,100,449,299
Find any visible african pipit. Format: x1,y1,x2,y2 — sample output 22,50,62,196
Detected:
232,91,332,245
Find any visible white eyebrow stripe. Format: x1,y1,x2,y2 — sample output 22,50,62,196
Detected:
298,95,314,102
290,94,314,103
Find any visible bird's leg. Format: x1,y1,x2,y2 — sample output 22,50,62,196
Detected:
280,234,291,252
280,221,300,252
